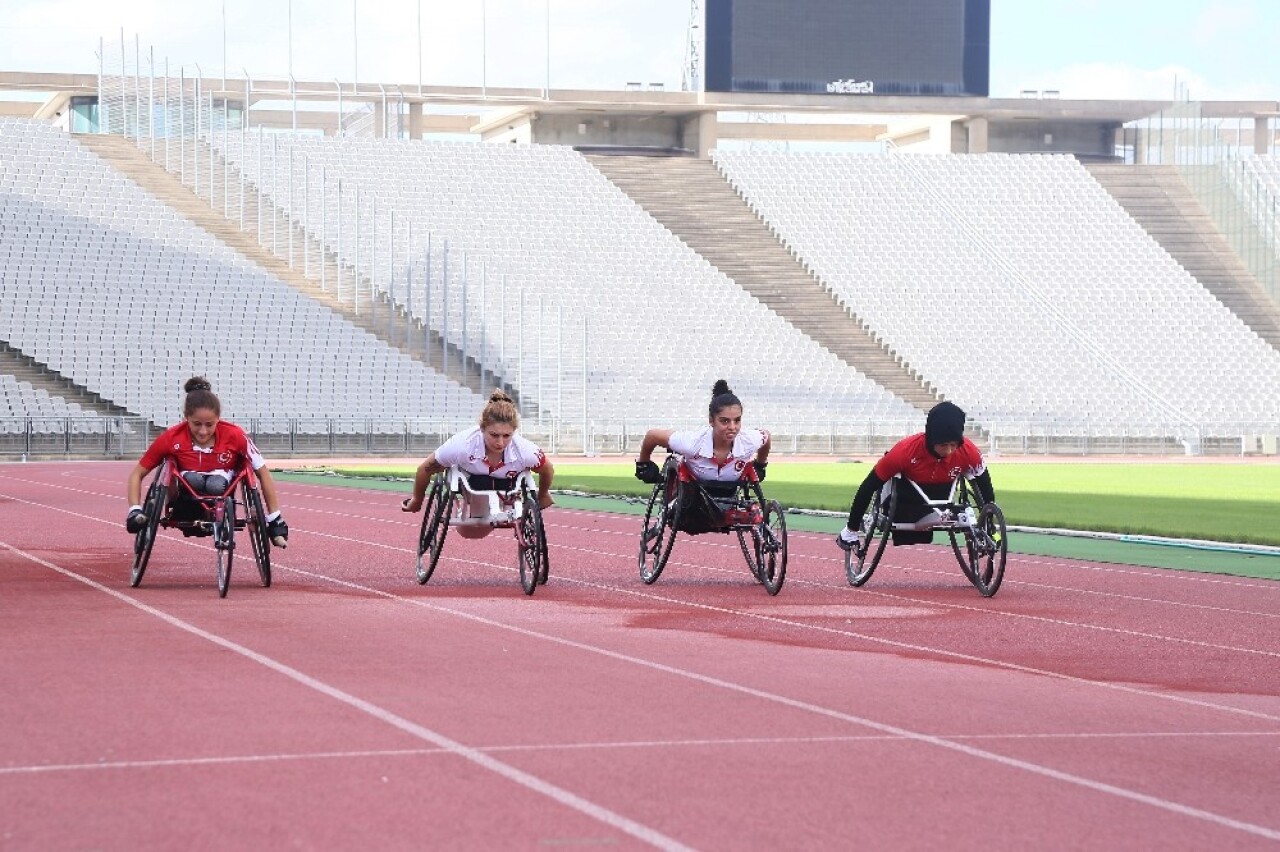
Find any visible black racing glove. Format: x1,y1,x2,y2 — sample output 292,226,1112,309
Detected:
635,460,663,484
752,460,768,481
126,508,147,534
267,516,289,548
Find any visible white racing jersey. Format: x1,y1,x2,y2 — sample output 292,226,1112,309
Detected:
434,426,547,482
667,426,769,482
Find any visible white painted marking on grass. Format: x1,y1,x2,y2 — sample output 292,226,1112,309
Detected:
0,541,693,852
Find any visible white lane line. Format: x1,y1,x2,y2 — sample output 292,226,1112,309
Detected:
5,492,1280,840
541,516,1280,621
270,558,1280,842
6,730,1279,776
3,483,1279,724
0,541,692,852
544,537,1280,661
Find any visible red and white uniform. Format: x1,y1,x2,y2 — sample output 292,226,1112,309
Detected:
667,426,769,482
139,421,265,478
873,434,986,486
434,427,547,481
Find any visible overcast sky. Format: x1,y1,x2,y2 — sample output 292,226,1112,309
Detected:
0,0,1276,101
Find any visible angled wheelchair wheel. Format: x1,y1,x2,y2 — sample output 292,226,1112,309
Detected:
962,502,1007,597
215,495,236,598
847,481,895,587
756,499,788,596
638,473,679,585
130,474,166,588
737,528,763,584
537,502,550,586
517,488,546,596
416,475,453,585
242,481,271,588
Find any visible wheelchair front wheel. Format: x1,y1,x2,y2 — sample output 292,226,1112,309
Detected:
130,474,165,588
756,500,787,596
847,483,895,587
215,495,236,598
638,477,678,585
242,481,271,588
416,475,453,585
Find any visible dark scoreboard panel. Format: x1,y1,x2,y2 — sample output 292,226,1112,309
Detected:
704,0,989,96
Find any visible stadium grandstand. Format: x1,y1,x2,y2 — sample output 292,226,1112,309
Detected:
1,20,1278,458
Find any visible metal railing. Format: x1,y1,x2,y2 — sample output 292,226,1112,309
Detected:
1125,102,1280,303
1,418,1275,459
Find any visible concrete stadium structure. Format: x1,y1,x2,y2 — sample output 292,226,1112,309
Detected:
1,68,1278,457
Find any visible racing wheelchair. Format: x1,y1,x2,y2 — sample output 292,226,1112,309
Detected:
638,455,788,595
130,462,273,598
844,474,1007,597
415,467,549,595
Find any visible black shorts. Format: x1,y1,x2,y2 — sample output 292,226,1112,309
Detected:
675,480,742,535
890,480,952,546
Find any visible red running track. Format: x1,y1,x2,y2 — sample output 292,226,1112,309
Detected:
2,461,1279,849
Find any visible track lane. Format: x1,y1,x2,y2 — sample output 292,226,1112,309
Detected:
3,462,1279,847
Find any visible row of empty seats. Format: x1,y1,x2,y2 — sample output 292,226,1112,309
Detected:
0,118,485,425
0,374,105,431
714,150,1280,436
211,133,921,427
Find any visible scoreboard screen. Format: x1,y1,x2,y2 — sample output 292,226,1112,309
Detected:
703,0,989,96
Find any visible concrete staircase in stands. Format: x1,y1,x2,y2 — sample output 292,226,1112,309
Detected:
74,133,517,403
1086,162,1280,351
586,154,941,414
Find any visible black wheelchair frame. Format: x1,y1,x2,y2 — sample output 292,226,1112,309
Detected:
638,455,788,595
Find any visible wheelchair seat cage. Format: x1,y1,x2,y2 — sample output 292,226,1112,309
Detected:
637,455,788,595
129,459,273,598
446,467,531,531
414,465,550,595
845,473,1007,597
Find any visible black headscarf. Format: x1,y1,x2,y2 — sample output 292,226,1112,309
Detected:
925,401,966,454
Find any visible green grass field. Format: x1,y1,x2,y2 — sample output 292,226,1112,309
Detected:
309,461,1280,547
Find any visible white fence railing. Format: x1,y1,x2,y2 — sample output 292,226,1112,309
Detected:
1,418,1276,459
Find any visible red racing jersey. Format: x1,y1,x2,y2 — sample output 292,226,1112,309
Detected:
138,420,265,476
872,433,986,486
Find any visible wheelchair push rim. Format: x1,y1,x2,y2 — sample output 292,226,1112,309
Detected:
638,472,678,585
516,484,546,596
415,475,453,585
242,480,271,588
847,481,895,587
756,499,788,596
214,494,235,598
961,502,1007,597
130,473,165,588
945,480,1007,597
